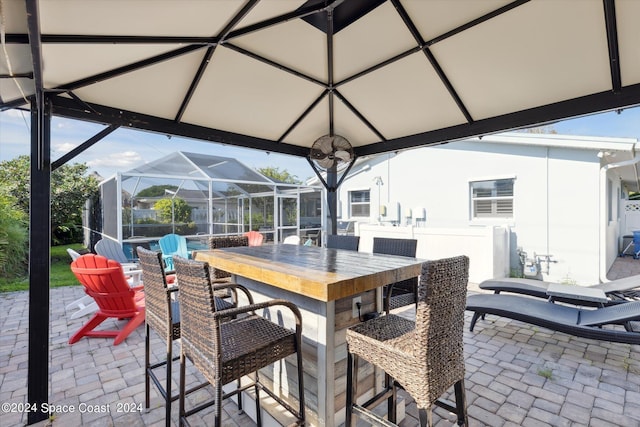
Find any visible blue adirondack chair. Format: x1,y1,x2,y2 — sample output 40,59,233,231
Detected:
158,234,189,271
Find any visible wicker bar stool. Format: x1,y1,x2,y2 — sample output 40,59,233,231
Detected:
207,236,249,308
345,255,469,427
326,234,360,251
136,247,251,426
207,235,249,281
173,256,306,427
372,237,419,313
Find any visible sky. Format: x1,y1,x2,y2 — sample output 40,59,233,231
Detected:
0,108,315,182
2,105,640,182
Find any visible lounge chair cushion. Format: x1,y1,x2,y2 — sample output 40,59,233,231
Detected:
479,275,640,299
466,293,640,344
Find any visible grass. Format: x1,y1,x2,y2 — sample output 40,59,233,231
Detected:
0,243,87,293
537,367,554,380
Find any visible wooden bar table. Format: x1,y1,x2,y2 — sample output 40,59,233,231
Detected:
194,244,423,427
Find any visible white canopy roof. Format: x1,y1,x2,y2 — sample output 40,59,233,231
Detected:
2,0,640,158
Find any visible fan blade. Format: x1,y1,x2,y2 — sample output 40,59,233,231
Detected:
310,148,328,160
318,136,334,154
317,157,335,169
334,150,351,162
332,135,349,149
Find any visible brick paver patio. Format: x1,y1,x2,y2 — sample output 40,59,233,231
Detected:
2,257,640,426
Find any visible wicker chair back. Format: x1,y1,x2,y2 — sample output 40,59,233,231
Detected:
326,234,360,251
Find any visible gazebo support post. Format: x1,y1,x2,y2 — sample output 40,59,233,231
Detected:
327,166,338,235
307,157,356,237
27,95,52,425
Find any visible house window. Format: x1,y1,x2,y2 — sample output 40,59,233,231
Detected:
471,178,514,218
349,190,370,217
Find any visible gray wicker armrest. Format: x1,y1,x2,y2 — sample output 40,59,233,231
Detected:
211,282,255,305
213,299,302,330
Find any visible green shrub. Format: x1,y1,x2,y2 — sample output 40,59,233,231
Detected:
52,222,84,246
154,198,192,223
0,191,28,279
0,155,99,247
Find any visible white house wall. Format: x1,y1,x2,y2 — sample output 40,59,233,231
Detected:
337,137,626,285
542,148,601,283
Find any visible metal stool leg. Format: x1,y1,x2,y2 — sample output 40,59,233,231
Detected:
345,352,355,427
454,379,468,426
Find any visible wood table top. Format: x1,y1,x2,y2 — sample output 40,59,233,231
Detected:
194,244,424,302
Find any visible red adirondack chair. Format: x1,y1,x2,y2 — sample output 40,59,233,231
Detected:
69,254,145,345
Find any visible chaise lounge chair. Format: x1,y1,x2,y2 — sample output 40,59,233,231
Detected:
478,275,640,305
466,293,640,344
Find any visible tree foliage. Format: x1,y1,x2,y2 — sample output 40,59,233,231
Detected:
257,166,302,184
154,197,192,223
0,187,28,279
51,163,100,241
0,156,30,213
243,167,299,229
0,155,100,244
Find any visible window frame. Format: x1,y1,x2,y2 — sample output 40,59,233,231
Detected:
349,189,371,218
469,177,515,220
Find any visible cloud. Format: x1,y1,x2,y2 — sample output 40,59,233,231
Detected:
2,109,29,120
0,110,30,146
86,151,143,171
0,111,309,183
53,141,78,153
0,115,30,161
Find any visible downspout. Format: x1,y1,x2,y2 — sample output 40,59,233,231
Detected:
546,147,550,273
599,150,640,282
